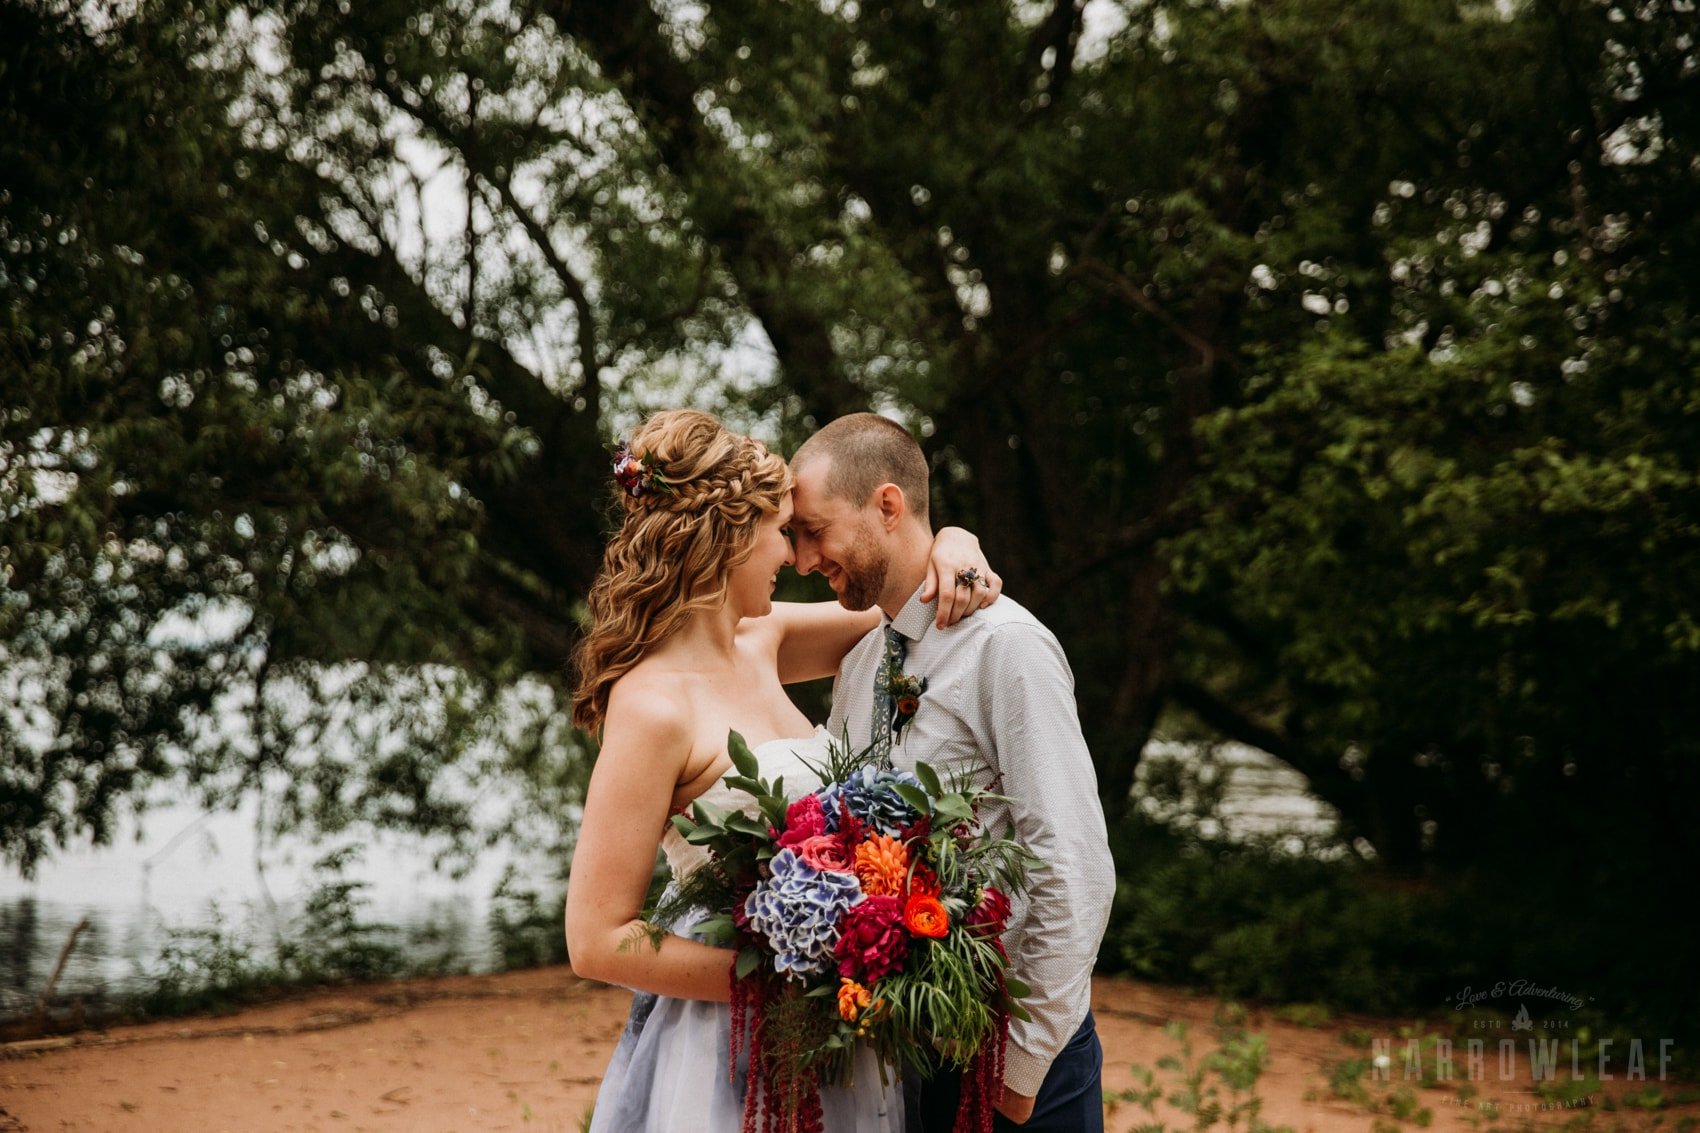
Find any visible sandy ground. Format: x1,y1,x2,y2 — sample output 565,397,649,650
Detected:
2,968,1689,1133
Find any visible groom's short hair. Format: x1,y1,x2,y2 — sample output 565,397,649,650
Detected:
793,413,930,523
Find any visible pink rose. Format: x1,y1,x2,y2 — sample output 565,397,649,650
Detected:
777,795,828,849
835,894,909,983
797,834,855,873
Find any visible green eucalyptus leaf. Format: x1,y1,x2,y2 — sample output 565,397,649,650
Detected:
727,731,759,778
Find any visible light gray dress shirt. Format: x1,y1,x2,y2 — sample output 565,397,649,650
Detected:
826,586,1116,1096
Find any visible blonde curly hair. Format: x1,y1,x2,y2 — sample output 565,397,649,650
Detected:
571,410,792,732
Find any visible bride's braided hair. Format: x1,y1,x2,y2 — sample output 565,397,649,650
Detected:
571,410,791,732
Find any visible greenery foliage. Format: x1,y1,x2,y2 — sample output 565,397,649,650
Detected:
1108,1013,1294,1133
128,846,407,1017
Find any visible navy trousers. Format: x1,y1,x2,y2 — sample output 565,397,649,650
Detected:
909,1011,1104,1132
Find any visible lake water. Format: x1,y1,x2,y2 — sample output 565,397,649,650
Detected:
0,796,526,1022
0,740,1337,1022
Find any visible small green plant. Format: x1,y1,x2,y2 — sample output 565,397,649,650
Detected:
1620,1086,1666,1111
275,847,404,983
1108,1013,1295,1133
1325,1053,1375,1106
489,867,569,970
132,903,282,1016
1321,1039,1436,1124
1383,1085,1432,1126
1536,1076,1603,1107
127,844,403,1018
1274,1003,1333,1028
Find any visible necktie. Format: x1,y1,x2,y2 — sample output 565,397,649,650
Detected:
871,624,907,767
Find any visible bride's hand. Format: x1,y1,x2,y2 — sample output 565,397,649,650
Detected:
921,526,1003,628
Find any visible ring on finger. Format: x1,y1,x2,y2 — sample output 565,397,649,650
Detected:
954,567,981,588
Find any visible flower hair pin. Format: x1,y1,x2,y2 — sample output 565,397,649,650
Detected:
611,442,671,499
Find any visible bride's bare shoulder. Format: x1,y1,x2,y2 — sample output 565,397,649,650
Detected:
603,664,693,757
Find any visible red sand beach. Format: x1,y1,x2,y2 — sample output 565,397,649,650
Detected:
2,968,1687,1133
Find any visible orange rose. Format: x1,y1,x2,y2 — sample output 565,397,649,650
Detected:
903,892,950,938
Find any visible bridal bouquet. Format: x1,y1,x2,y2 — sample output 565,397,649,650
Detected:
657,731,1036,1133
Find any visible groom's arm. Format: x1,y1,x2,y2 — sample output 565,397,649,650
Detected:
977,620,1116,1100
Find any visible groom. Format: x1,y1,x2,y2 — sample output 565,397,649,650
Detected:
789,413,1116,1131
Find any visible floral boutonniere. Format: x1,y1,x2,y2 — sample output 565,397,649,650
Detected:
887,669,928,743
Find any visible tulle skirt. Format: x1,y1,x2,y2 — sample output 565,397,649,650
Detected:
587,910,903,1133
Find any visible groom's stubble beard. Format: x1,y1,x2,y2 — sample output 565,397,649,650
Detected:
835,520,889,612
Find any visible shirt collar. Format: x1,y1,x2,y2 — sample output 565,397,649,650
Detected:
885,584,937,644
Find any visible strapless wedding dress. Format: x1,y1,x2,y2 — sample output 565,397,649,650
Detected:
587,726,903,1132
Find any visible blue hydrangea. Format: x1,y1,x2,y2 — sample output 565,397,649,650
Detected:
742,848,862,979
817,767,925,836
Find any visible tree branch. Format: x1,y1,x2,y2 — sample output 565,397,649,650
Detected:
1070,253,1239,373
368,70,606,421
548,0,865,421
1022,0,1085,104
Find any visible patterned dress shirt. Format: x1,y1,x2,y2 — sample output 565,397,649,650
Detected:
826,586,1116,1097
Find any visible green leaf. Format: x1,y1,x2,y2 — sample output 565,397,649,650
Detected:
727,731,759,778
893,783,931,814
914,760,944,797
734,948,763,980
933,796,973,825
725,814,770,837
695,914,736,945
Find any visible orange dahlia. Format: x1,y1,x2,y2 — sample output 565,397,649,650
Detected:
853,833,910,898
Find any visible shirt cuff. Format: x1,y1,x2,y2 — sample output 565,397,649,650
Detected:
1002,1043,1052,1098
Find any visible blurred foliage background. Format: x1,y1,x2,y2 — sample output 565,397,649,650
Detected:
4,0,1697,1043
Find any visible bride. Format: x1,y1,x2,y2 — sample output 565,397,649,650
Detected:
564,409,1000,1132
